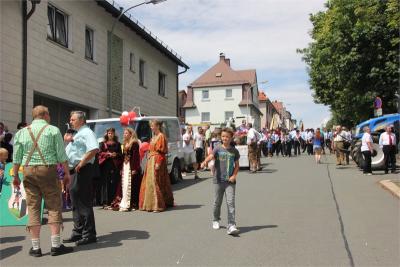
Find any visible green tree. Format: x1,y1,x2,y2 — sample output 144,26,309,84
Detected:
298,0,399,127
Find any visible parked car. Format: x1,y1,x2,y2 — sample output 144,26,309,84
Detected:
87,116,184,184
351,113,399,170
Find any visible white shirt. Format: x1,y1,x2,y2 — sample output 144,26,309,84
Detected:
361,132,373,152
334,131,344,142
182,132,194,153
246,128,260,145
194,133,204,149
379,132,396,147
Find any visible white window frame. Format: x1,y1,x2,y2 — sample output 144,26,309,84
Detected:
201,112,210,122
85,26,94,60
225,89,232,98
47,4,69,48
225,111,234,121
202,90,209,100
158,71,166,97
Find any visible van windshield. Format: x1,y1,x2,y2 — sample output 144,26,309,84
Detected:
87,120,151,143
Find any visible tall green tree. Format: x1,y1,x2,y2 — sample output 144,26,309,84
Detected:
298,0,399,127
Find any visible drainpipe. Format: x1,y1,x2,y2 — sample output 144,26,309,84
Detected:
176,66,188,117
21,0,40,123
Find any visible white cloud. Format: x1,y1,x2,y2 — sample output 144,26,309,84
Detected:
114,0,330,127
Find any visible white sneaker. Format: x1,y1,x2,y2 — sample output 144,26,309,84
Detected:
212,221,220,230
227,225,240,235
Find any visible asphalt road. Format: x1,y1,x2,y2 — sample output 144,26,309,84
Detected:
1,154,399,266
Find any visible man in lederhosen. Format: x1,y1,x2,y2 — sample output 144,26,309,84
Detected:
13,105,73,257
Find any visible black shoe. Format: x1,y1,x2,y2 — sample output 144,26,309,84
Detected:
63,236,82,243
51,244,73,256
194,175,200,180
29,248,42,257
75,237,97,246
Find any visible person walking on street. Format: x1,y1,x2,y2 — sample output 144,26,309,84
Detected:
333,126,345,166
313,128,324,164
361,127,373,175
12,105,73,257
182,125,199,179
246,123,260,173
63,111,99,246
201,127,240,235
379,125,397,174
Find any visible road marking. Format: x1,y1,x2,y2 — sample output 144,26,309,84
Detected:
176,254,184,264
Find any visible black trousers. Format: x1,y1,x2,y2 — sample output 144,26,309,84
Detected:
70,164,97,239
362,151,372,174
294,141,301,155
286,141,292,157
383,145,396,172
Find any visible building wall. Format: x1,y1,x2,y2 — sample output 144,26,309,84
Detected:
186,85,244,125
0,0,179,131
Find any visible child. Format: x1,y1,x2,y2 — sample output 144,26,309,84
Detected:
201,128,240,235
0,148,8,195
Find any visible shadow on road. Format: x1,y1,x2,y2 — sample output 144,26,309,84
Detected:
75,230,150,252
168,204,203,211
238,225,278,235
0,246,23,260
0,236,25,244
173,176,211,191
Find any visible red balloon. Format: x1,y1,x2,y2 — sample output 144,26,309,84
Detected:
120,115,129,126
128,111,137,121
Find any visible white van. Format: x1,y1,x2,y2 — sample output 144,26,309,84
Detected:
87,116,184,184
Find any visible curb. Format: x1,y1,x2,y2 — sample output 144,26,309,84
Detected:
379,180,400,199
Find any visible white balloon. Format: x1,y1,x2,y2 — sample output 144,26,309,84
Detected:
122,111,129,116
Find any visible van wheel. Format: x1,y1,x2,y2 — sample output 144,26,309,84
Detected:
170,160,182,184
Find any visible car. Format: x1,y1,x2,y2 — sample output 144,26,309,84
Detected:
87,116,184,184
351,113,399,170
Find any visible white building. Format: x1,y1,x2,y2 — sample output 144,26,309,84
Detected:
184,53,262,129
0,0,188,132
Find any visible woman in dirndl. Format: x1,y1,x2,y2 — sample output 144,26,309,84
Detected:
112,128,141,211
139,120,174,212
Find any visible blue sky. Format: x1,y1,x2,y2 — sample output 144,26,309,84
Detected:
116,0,331,128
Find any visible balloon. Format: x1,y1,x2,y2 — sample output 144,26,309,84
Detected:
128,111,136,121
122,111,129,116
120,115,129,126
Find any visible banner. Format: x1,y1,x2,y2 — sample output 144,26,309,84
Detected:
0,163,44,226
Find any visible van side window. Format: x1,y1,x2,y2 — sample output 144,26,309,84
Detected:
166,120,180,143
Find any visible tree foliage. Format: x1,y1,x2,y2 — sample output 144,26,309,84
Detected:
298,0,399,127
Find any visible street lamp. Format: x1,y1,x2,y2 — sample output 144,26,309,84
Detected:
247,80,268,123
107,0,167,117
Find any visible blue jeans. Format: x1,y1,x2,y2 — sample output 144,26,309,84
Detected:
213,182,236,226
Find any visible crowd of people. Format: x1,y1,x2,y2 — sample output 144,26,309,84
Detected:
0,110,397,257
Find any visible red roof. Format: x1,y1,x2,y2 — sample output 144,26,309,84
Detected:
190,54,256,87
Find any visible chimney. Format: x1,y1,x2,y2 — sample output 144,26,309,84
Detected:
225,58,230,66
219,52,225,61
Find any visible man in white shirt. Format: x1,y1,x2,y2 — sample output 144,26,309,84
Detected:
183,125,199,179
361,126,373,175
194,126,205,169
247,123,261,173
379,125,397,174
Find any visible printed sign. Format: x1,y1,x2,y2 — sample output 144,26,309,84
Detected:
0,163,44,226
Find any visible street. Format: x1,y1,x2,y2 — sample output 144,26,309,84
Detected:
1,154,399,266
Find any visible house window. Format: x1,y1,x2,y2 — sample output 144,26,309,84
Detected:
129,52,135,72
202,90,209,100
226,89,232,98
85,27,94,60
225,111,234,121
158,72,166,97
47,5,68,47
201,112,210,122
139,59,146,86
